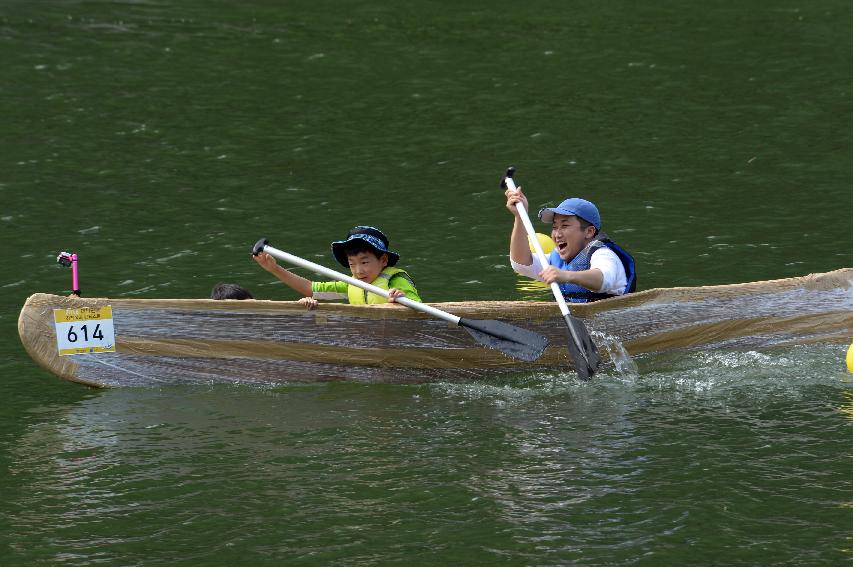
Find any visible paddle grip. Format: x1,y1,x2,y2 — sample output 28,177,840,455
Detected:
252,238,269,256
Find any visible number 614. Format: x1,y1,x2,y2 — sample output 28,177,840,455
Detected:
66,324,104,342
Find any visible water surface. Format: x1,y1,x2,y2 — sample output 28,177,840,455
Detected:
1,1,852,564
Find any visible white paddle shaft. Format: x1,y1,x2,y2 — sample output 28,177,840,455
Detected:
261,244,461,325
504,177,572,318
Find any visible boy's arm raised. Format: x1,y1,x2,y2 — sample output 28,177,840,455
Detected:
506,186,534,266
253,252,313,297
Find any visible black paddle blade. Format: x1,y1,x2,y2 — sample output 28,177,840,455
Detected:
459,318,548,362
564,314,601,380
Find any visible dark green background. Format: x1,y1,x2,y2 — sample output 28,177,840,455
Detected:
2,1,851,564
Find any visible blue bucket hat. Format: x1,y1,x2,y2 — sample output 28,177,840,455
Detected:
331,226,400,268
538,197,601,230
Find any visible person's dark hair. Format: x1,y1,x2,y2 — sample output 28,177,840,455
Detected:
211,283,253,300
575,216,598,236
344,242,385,261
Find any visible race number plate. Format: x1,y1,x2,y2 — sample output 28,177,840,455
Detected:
53,306,116,356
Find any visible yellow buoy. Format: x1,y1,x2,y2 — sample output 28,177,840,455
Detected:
529,233,555,255
847,342,853,372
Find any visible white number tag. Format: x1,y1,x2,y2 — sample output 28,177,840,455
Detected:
53,306,116,356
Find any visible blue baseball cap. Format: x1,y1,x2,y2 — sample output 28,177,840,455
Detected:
331,226,400,268
538,198,601,230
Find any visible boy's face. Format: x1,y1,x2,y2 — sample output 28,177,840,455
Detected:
551,213,596,261
347,251,388,283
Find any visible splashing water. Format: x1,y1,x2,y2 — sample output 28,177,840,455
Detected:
592,330,639,377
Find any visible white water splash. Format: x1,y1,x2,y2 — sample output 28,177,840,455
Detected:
592,330,639,377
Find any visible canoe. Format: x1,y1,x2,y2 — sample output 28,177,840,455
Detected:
18,268,853,387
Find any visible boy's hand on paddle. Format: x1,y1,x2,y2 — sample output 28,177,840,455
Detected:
539,266,571,285
505,185,528,216
387,288,404,302
252,252,278,272
297,296,318,310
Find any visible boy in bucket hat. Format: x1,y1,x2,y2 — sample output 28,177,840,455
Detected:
505,188,636,303
253,225,421,309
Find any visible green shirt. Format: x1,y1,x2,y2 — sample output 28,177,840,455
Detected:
311,269,422,303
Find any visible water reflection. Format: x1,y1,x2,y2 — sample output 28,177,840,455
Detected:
839,390,853,423
4,345,851,563
514,276,553,301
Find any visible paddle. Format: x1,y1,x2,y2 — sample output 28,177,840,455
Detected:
252,239,549,362
501,167,601,379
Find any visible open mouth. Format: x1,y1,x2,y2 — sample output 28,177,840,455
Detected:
557,242,568,252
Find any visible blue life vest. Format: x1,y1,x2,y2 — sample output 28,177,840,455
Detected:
548,233,637,303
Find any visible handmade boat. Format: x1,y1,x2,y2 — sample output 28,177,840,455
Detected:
17,269,853,387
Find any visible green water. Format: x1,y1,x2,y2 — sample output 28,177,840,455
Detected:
2,1,852,564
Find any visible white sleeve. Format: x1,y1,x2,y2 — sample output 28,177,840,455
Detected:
511,254,547,281
590,247,628,295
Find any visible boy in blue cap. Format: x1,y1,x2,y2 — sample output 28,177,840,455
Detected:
505,188,636,303
253,225,421,309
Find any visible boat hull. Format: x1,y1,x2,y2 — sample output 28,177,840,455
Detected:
18,269,853,387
